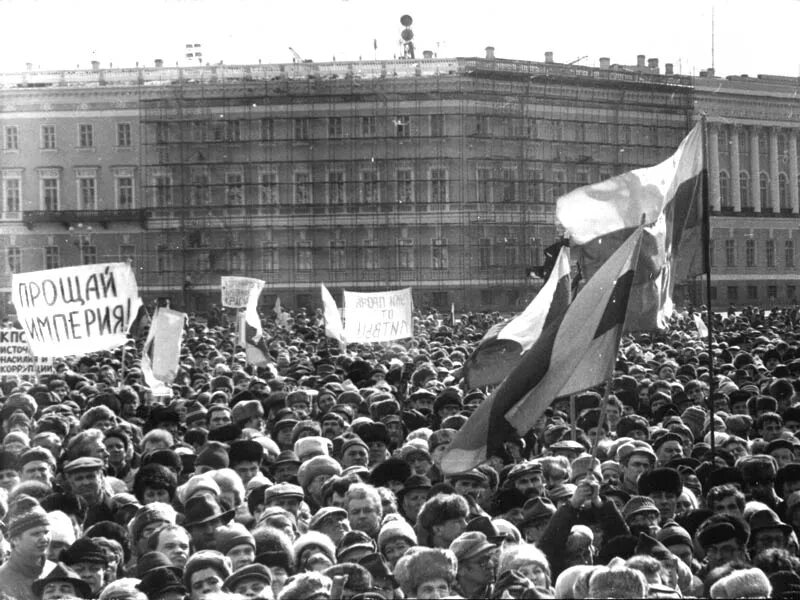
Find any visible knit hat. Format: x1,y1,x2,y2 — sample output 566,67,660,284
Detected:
215,522,256,555
394,547,457,597
297,455,341,489
622,496,660,522
6,495,49,539
183,550,233,588
277,572,333,600
377,516,418,550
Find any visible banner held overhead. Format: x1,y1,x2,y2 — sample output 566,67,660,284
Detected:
0,329,52,378
343,288,413,343
221,276,265,309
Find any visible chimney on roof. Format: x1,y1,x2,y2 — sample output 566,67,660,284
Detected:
599,57,610,70
545,51,553,63
665,63,674,75
485,46,495,60
637,54,645,68
154,58,163,68
423,50,433,59
648,58,659,72
91,60,100,71
707,67,715,77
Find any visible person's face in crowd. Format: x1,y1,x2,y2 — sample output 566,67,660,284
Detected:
385,421,404,447
667,542,693,568
143,486,171,504
4,440,26,456
437,405,460,421
272,462,299,484
275,427,293,449
710,493,743,518
407,451,433,475
601,469,620,487
208,408,232,430
234,461,260,486
522,520,548,544
402,489,428,522
780,478,800,499
104,436,127,467
269,496,300,517
382,537,411,568
156,528,191,569
0,468,19,492
604,404,622,429
342,445,369,468
627,510,660,536
518,562,548,589
368,441,388,465
85,438,111,465
751,527,788,556
627,428,648,442
91,417,114,433
675,492,695,516
41,582,78,600
290,401,311,419
785,419,800,435
656,440,683,465
587,426,607,445
412,396,433,415
760,419,783,442
622,454,652,489
347,498,381,537
11,525,50,560
458,548,495,590
67,468,104,503
771,448,795,469
648,491,677,522
434,516,467,546
227,543,255,571
416,577,450,600
705,539,746,569
317,514,350,546
233,577,273,599
321,418,343,439
658,366,675,381
33,433,62,458
307,474,330,503
452,478,482,500
650,396,670,416
724,442,748,462
189,517,222,551
190,567,224,600
514,473,545,498
317,394,335,416
51,383,68,399
72,560,106,594
269,567,288,599
713,397,730,413
730,399,748,415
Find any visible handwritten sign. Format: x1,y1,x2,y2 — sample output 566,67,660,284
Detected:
11,263,140,358
221,277,264,309
343,288,413,343
0,329,52,378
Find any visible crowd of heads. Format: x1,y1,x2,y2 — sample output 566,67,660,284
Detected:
0,303,799,599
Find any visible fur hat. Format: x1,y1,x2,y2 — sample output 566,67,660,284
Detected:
588,566,647,599
378,515,418,550
277,572,333,600
394,547,457,596
739,455,778,484
297,455,341,489
710,567,771,599
294,436,330,462
416,494,469,532
697,513,750,549
293,531,337,567
637,467,683,497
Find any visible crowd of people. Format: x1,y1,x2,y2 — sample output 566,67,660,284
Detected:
0,301,798,599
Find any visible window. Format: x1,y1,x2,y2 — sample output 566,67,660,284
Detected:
328,117,342,139
501,168,516,203
191,120,207,142
766,239,775,268
740,172,751,208
190,167,209,205
719,171,731,208
330,241,346,270
787,240,795,267
528,169,545,203
475,115,488,135
79,124,93,148
360,170,378,204
155,122,168,144
117,123,131,147
432,239,448,269
41,125,56,150
478,238,491,268
504,239,519,266
760,172,769,206
296,243,313,270
779,173,790,209
225,120,241,142
395,116,410,137
261,118,274,141
739,129,749,155
363,240,379,270
7,248,21,273
44,246,59,270
725,239,735,266
396,169,413,205
768,285,778,301
552,170,567,199
263,243,278,271
746,238,755,267
225,172,244,204
477,168,492,203
429,168,447,204
728,286,738,302
78,177,96,210
154,175,172,206
117,177,133,209
3,177,21,213
4,126,18,150
294,118,310,141
718,129,729,154
788,285,796,301
747,285,758,300
779,133,788,157
758,133,768,155
120,244,135,263
156,244,170,274
327,171,345,205
81,241,97,265
361,116,375,137
397,239,414,269
259,171,278,205
42,177,59,211
430,114,444,137
294,172,311,205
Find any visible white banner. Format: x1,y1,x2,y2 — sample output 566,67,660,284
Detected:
0,329,52,378
343,288,413,343
12,263,140,358
221,276,264,309
142,307,186,394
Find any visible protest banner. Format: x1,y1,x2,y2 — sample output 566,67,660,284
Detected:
221,276,264,309
343,288,413,343
0,329,52,378
11,262,141,358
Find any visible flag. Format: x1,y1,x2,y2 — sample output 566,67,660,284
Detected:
142,306,185,396
274,297,290,329
442,227,642,474
557,123,706,332
462,246,571,389
321,284,345,344
240,283,270,367
694,313,709,338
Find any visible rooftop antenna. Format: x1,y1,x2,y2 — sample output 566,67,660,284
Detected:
400,15,415,60
711,5,715,71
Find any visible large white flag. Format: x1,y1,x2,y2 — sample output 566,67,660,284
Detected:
321,284,345,344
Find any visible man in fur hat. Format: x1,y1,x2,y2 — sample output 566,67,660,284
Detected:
415,493,470,548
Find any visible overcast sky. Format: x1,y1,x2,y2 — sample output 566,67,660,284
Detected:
0,0,798,78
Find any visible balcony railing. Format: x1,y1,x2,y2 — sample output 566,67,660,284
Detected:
23,209,149,230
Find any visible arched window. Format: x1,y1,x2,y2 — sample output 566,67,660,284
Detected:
740,171,751,208
760,172,770,206
719,171,731,208
779,173,790,209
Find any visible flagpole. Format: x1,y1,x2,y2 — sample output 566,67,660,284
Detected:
701,115,716,457
570,394,577,441
591,377,614,461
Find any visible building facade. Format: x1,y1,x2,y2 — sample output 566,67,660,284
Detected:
6,54,790,315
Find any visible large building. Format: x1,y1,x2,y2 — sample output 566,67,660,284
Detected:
2,50,795,314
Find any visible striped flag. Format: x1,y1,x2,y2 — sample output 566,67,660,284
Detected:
441,227,642,474
557,124,706,332
462,246,571,389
